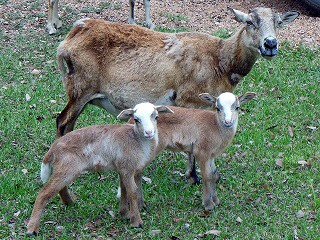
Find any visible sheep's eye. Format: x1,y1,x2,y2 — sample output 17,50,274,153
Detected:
216,108,221,112
134,118,140,123
155,115,159,120
246,21,255,28
235,107,240,111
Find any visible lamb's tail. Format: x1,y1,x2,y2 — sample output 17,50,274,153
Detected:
40,151,53,184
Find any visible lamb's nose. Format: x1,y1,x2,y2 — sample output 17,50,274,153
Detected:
145,130,153,138
225,120,232,125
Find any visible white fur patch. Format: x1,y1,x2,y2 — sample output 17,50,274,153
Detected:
134,102,158,139
117,186,121,198
40,162,52,184
218,92,236,108
230,73,243,83
218,92,237,122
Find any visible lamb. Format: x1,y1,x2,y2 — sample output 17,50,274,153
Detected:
26,102,173,236
56,7,298,138
47,0,154,34
124,92,256,210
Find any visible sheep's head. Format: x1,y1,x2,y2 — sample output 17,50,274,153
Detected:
199,92,256,128
117,102,173,139
228,7,299,60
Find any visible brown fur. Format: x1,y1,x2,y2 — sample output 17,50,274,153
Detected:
55,7,298,138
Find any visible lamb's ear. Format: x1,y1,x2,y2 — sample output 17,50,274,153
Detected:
238,92,256,105
199,93,217,105
228,6,249,24
117,109,134,120
156,106,174,115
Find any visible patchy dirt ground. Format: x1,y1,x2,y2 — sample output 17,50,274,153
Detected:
99,0,320,47
1,0,319,47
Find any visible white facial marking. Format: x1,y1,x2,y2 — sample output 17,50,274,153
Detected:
133,102,157,138
217,92,237,124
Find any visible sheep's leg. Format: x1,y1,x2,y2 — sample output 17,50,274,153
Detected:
185,152,200,185
47,0,61,34
129,0,136,25
135,172,146,210
143,0,155,29
119,177,130,219
27,166,77,236
120,173,142,228
56,98,88,138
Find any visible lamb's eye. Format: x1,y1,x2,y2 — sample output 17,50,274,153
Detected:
235,107,240,111
155,115,159,120
216,108,221,112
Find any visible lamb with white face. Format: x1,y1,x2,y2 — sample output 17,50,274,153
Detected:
198,92,256,130
215,92,240,128
132,102,159,139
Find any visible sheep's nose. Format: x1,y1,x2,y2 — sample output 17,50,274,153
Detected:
225,120,232,125
264,37,278,49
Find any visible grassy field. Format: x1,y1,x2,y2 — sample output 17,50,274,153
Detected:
0,1,319,239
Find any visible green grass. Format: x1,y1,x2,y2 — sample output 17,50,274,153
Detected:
0,1,319,239
164,13,189,22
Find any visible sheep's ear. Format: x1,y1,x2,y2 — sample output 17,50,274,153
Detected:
199,93,217,105
156,106,174,114
238,92,256,105
117,109,134,120
280,11,300,25
228,6,249,24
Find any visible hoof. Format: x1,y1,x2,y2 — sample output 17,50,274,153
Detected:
190,175,201,185
27,231,38,237
204,199,216,210
132,223,143,228
215,172,221,183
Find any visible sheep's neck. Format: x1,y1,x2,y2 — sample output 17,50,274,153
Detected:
221,27,260,87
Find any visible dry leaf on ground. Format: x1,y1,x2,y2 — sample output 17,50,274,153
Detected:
288,126,294,137
236,217,243,223
275,159,283,168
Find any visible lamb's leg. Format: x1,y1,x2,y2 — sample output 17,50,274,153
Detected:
135,172,146,210
118,177,130,219
209,158,220,205
120,173,142,228
47,0,61,34
27,166,77,236
143,0,155,29
197,153,217,210
128,0,136,25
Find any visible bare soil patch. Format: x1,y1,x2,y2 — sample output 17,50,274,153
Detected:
1,0,319,47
